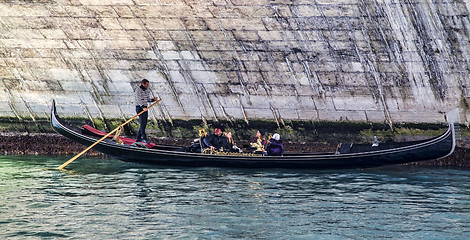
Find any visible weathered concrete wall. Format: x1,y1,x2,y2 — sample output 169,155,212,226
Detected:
1,0,470,125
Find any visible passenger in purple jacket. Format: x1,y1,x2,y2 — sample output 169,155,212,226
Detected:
267,133,284,156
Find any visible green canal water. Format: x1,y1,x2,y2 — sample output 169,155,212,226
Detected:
1,155,470,239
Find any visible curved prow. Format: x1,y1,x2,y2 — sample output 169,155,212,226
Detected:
443,108,460,158
446,108,460,126
446,108,460,141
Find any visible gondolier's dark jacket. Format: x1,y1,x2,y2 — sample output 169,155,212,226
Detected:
135,85,155,107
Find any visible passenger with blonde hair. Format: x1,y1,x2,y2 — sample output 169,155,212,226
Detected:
223,131,242,153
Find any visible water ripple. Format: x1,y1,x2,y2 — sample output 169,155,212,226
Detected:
1,156,470,239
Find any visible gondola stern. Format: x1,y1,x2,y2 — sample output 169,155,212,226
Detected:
50,100,58,130
50,100,60,130
50,100,67,135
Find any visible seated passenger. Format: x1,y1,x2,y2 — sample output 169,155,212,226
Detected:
267,133,284,156
250,129,267,154
203,128,225,151
223,131,242,153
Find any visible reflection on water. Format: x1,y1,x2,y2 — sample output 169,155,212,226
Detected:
1,156,470,239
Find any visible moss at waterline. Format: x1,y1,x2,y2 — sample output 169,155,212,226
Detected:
0,117,53,133
0,116,464,144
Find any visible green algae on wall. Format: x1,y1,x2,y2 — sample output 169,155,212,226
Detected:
0,117,457,144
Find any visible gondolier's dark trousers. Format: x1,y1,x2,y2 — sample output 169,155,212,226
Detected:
136,105,148,141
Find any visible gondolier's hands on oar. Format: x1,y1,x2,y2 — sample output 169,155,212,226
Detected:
143,97,159,111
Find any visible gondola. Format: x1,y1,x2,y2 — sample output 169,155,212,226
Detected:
50,100,457,169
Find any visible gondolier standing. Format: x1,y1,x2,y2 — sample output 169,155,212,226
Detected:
135,79,158,143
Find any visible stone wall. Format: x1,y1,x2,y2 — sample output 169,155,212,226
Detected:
1,0,469,126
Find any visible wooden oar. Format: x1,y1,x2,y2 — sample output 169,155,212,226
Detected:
57,99,162,170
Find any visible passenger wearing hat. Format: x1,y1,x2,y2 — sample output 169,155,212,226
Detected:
203,128,225,151
267,133,284,156
250,129,267,154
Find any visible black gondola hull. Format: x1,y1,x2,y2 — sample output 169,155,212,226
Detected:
51,101,456,169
